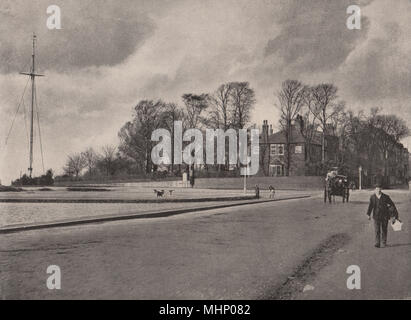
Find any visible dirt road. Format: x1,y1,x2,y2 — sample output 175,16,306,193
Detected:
0,190,409,299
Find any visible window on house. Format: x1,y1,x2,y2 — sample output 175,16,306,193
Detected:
270,144,276,156
270,165,284,176
295,145,302,154
270,144,285,156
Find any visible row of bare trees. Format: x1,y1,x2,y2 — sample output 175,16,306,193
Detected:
117,82,256,174
275,79,409,178
340,108,409,181
63,78,409,180
63,145,118,178
275,80,345,175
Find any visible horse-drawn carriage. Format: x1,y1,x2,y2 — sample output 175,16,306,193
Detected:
324,170,350,203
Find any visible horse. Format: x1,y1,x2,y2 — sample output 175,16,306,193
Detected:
324,175,350,203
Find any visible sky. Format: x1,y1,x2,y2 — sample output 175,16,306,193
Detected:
0,0,410,184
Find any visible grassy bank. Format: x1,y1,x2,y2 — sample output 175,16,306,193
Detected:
0,185,24,192
193,176,325,190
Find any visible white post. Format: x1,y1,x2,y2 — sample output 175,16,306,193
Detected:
359,166,362,191
244,156,251,194
244,166,247,194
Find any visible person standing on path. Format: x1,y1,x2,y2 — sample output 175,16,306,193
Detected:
268,185,275,199
366,183,399,248
255,185,260,199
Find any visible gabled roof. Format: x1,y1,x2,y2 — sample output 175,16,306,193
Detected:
261,125,322,145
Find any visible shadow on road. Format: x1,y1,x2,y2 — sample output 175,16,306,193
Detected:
386,243,411,248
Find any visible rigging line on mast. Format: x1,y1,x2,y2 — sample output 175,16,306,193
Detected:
0,58,31,107
22,96,30,151
34,81,45,173
5,77,31,145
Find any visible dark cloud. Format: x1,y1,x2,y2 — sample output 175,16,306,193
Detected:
3,0,411,184
339,27,411,102
0,0,156,73
265,0,370,73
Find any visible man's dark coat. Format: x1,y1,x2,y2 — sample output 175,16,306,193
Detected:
366,193,398,221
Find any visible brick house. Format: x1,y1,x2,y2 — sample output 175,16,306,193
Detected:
259,120,338,176
362,142,409,186
258,119,409,185
382,143,408,185
343,132,409,187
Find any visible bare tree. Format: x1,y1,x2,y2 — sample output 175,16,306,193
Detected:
208,83,235,171
343,108,409,184
296,111,319,165
63,153,86,178
373,113,410,179
340,110,364,169
275,80,306,176
208,83,233,130
182,93,209,129
161,102,184,172
375,114,409,142
309,83,343,164
101,145,117,176
81,147,98,176
118,100,165,173
230,82,255,130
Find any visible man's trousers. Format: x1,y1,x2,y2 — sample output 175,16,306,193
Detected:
374,218,389,246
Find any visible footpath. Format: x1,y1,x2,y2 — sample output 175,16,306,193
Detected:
296,189,411,300
0,191,313,234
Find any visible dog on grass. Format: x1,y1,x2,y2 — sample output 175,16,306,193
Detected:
154,189,165,197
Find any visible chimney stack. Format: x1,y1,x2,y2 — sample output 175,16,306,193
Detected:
296,114,304,133
262,120,269,142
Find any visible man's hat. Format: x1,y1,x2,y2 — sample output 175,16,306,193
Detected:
375,182,382,188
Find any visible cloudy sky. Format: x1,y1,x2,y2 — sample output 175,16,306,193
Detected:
0,0,410,183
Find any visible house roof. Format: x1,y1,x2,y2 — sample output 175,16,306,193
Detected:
261,125,322,145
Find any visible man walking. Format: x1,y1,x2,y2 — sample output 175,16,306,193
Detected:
366,183,399,248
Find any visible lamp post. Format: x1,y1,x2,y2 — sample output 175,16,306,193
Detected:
243,164,247,194
359,165,362,191
243,156,251,194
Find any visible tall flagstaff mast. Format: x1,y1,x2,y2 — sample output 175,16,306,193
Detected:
20,33,44,177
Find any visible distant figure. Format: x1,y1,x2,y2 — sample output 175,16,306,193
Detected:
326,170,338,185
169,190,174,196
268,185,276,199
366,183,399,248
255,185,260,199
190,173,195,188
